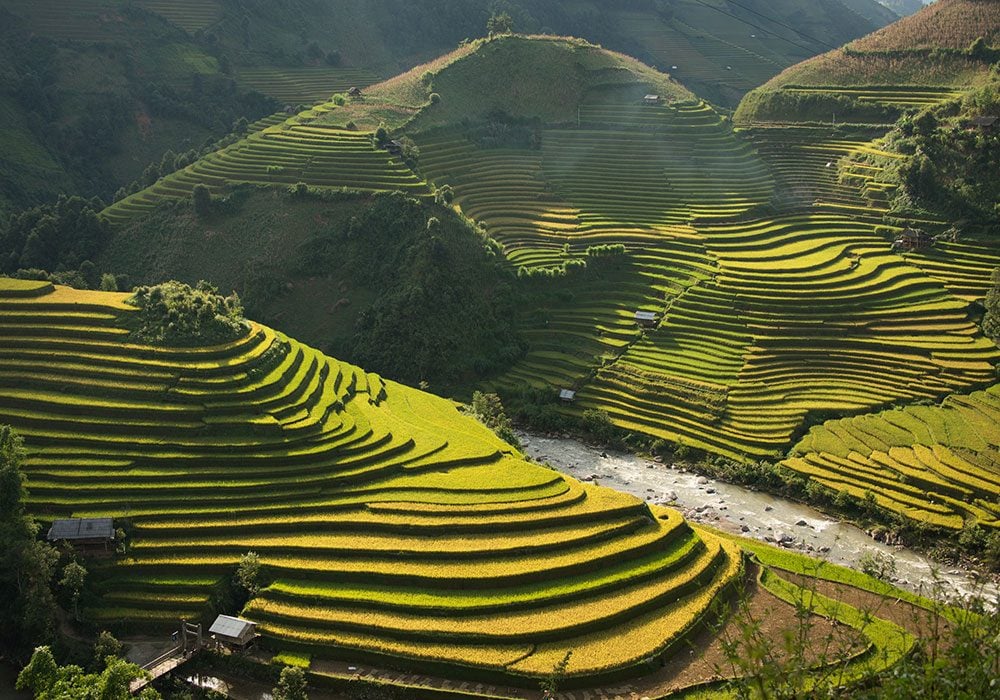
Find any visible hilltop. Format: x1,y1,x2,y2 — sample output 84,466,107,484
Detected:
0,0,898,214
739,0,999,113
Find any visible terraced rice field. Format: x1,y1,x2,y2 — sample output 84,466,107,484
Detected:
137,0,222,33
238,68,383,104
787,385,1000,529
0,279,748,683
103,117,428,225
782,86,964,110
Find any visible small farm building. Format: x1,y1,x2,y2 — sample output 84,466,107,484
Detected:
892,229,934,253
635,311,659,327
209,615,258,651
644,94,660,105
559,389,577,403
348,87,363,98
47,518,114,550
386,140,405,155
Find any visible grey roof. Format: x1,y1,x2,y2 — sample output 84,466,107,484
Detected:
635,311,658,322
209,615,256,639
971,115,997,126
559,389,576,400
47,518,113,541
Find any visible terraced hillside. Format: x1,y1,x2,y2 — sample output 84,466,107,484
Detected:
0,278,942,694
787,385,1000,530
0,278,747,684
105,34,1000,465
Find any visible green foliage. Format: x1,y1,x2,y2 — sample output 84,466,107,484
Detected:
0,425,58,657
848,597,1000,700
539,650,571,695
127,280,247,348
17,645,160,700
469,392,521,448
298,192,524,386
92,631,124,671
885,84,1000,222
983,268,1000,342
59,561,87,621
0,195,108,274
235,551,262,598
858,549,898,582
486,12,515,36
192,184,214,217
272,665,308,700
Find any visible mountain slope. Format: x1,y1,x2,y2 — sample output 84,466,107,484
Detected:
98,34,1000,467
0,277,745,683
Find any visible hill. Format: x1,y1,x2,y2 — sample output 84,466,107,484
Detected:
0,0,897,215
94,34,1000,474
0,277,941,693
100,190,526,389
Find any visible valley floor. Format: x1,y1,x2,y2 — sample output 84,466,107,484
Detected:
519,432,999,603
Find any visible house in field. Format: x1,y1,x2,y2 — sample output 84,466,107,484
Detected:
635,310,659,328
208,615,258,652
385,139,405,156
643,94,660,105
347,86,363,98
559,389,577,403
47,518,114,552
892,228,935,253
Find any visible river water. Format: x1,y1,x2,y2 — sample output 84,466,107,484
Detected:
520,432,999,603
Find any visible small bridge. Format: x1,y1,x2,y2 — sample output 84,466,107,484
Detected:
130,620,202,694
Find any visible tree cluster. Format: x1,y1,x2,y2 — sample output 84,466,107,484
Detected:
0,426,59,659
127,280,247,347
297,192,525,387
0,195,109,274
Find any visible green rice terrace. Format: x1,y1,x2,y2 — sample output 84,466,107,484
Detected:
104,32,1000,472
0,277,940,695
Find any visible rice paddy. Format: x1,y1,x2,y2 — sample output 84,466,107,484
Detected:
0,278,747,683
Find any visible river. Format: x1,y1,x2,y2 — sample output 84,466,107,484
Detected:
520,432,998,603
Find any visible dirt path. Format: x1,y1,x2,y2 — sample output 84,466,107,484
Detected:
519,432,998,603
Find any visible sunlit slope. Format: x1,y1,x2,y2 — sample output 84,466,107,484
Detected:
417,93,998,460
740,0,999,97
787,384,1000,530
0,279,742,682
102,35,692,227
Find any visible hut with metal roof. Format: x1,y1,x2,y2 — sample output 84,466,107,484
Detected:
47,518,114,551
208,615,258,651
634,310,659,328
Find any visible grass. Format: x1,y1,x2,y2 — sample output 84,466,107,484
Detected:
4,282,745,683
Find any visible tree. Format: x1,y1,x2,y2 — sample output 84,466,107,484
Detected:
272,665,308,700
191,184,213,217
99,273,119,292
59,561,87,621
92,631,124,670
487,11,514,36
235,551,261,597
0,425,58,656
17,645,160,700
983,267,1000,342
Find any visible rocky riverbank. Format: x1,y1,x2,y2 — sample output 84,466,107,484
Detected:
520,432,998,602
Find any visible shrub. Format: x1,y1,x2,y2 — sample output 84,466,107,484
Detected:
429,92,441,104
192,184,213,216
127,280,247,347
